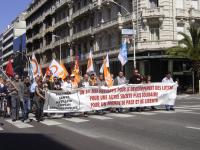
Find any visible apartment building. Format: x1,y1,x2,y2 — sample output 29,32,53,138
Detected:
25,0,200,84
0,34,3,66
1,13,26,67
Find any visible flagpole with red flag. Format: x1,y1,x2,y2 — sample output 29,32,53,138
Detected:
5,59,14,77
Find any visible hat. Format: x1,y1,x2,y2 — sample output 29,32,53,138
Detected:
70,74,75,77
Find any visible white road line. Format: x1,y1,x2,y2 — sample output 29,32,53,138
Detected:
89,115,113,120
5,119,33,129
174,109,192,112
39,119,62,126
154,111,176,114
182,111,200,115
131,112,156,115
186,126,200,131
63,118,89,123
0,127,3,131
106,113,133,118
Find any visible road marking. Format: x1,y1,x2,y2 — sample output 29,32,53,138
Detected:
39,119,62,126
106,113,133,118
89,115,113,120
186,126,200,131
131,112,156,115
154,111,176,114
63,118,89,123
5,119,33,129
0,127,3,131
174,109,192,112
182,111,200,115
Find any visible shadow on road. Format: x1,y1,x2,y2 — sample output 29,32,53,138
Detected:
0,133,74,150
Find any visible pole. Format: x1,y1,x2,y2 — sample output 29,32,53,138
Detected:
192,71,195,94
108,0,137,69
60,37,61,64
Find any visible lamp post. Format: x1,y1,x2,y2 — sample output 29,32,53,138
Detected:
15,51,30,74
106,0,137,69
53,34,62,64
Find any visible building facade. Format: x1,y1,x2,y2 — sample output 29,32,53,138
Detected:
25,0,200,85
0,13,26,68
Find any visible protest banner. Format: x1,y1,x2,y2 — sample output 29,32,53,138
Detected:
44,83,177,113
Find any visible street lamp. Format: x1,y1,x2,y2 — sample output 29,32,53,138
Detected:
53,34,62,64
15,51,30,75
105,0,137,69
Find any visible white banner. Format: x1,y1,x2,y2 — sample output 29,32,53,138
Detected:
44,83,177,113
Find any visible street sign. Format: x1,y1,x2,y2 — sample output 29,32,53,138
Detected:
121,29,136,35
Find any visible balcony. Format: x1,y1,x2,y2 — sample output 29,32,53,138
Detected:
176,9,188,19
189,8,200,20
2,42,13,52
53,0,70,12
44,26,54,34
72,4,92,19
53,36,70,48
72,27,92,40
93,46,120,58
142,7,164,19
32,33,43,41
26,0,48,19
93,19,118,33
54,16,70,29
137,40,177,50
43,43,53,53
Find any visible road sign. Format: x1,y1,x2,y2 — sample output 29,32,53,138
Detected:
121,29,136,35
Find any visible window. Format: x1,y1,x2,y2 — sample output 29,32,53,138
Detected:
107,8,111,21
192,0,198,9
176,0,184,9
150,26,160,41
149,0,158,9
177,24,184,40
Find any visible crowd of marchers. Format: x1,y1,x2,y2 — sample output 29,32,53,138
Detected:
0,69,176,123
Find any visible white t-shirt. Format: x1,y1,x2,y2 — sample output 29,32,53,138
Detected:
162,77,174,83
61,81,72,91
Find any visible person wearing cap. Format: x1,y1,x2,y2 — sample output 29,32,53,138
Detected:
71,74,78,89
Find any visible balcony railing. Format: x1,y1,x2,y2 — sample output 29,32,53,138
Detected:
176,9,188,18
26,0,48,19
72,4,92,19
72,27,92,40
53,36,70,48
137,40,177,50
189,8,200,19
54,16,70,29
142,7,164,19
93,46,120,58
93,18,118,33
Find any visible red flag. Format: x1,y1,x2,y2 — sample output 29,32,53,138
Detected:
6,59,14,77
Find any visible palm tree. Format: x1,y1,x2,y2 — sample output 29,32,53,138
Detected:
167,26,200,93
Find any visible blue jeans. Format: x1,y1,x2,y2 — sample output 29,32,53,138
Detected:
21,97,31,120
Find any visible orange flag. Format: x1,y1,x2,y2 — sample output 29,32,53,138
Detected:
103,54,113,87
72,53,81,83
60,63,68,80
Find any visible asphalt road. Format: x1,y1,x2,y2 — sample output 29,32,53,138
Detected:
0,94,200,150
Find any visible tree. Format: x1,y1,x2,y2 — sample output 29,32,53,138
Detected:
167,26,200,92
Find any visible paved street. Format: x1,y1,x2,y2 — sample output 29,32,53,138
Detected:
0,94,200,150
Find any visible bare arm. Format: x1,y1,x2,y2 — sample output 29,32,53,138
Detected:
36,87,45,100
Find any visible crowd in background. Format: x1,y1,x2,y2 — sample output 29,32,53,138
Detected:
0,69,176,123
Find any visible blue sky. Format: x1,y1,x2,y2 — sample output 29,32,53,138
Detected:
0,0,32,33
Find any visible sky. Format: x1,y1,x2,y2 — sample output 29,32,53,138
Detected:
0,0,32,33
